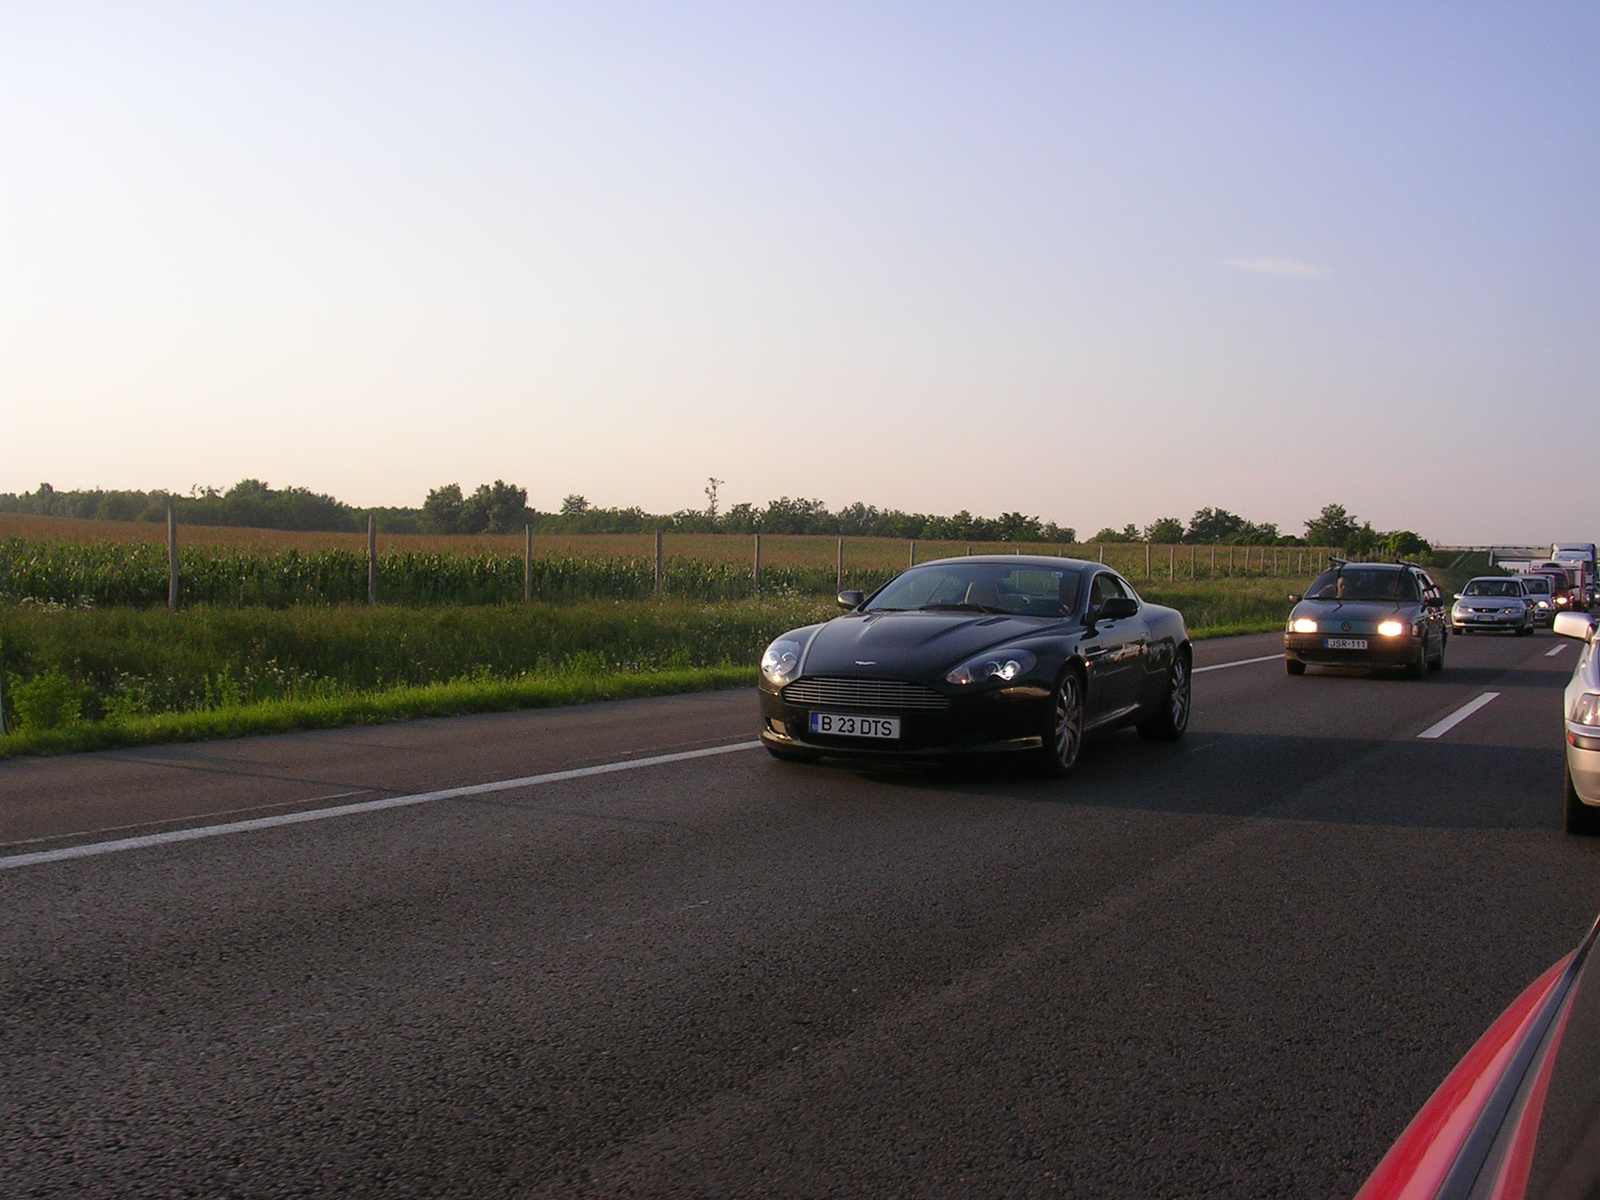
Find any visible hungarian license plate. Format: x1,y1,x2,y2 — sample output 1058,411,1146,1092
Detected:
808,712,900,739
1324,637,1368,650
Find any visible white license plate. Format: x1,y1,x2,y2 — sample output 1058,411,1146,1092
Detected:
808,712,901,739
1323,637,1368,650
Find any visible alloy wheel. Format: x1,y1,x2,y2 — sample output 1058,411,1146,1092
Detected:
1051,674,1084,773
1168,657,1190,731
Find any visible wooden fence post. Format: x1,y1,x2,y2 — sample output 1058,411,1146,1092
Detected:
1145,542,1151,580
1099,546,1104,563
654,529,664,597
525,525,534,602
367,514,377,605
836,537,843,590
167,506,179,613
908,540,916,568
753,533,761,594
1228,545,1234,575
1169,544,1175,580
965,544,972,556
1190,544,1196,579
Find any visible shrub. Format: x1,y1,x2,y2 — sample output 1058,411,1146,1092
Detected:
10,668,81,731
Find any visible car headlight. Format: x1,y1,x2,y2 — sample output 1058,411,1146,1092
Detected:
945,648,1037,686
1537,600,1551,609
1377,620,1406,637
760,639,803,686
1573,693,1600,727
1557,596,1571,606
1291,617,1318,633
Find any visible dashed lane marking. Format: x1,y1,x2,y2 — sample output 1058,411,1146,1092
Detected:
1193,653,1283,675
0,741,764,872
1547,643,1569,657
1417,692,1500,740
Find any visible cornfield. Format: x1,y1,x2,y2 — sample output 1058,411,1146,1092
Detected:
0,535,1336,609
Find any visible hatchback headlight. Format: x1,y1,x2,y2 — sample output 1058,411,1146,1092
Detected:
946,648,1037,686
1377,620,1406,637
1291,617,1318,633
760,639,803,686
1574,693,1600,727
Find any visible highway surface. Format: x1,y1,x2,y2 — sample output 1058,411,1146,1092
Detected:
3,629,1597,1198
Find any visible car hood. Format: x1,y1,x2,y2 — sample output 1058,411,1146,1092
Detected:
801,611,1063,677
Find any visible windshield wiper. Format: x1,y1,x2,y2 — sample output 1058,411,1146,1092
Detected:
917,602,1010,615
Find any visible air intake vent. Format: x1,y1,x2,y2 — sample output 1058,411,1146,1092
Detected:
781,677,951,711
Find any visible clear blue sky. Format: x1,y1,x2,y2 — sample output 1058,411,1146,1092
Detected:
3,2,1595,543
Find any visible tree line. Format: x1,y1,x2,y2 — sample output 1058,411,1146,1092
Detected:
0,482,1428,555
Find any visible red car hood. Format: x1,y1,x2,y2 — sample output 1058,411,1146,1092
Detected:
1355,916,1600,1200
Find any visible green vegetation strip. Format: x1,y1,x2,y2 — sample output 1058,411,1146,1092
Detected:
0,579,1314,757
0,666,754,759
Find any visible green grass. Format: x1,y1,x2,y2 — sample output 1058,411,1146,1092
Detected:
0,576,1316,758
0,665,754,759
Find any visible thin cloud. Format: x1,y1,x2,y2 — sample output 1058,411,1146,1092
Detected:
1221,257,1333,279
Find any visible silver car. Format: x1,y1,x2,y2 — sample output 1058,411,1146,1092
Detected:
1450,576,1534,636
1517,574,1558,626
1555,611,1600,834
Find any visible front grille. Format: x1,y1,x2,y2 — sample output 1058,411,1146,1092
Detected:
781,677,951,712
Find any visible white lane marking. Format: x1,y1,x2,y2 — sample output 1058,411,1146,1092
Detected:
0,742,763,872
1547,644,1569,657
1417,692,1500,740
0,789,376,849
1193,653,1283,675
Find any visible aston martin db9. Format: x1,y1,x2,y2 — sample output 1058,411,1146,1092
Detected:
757,556,1191,773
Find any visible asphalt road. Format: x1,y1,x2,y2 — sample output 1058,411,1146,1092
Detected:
3,629,1597,1199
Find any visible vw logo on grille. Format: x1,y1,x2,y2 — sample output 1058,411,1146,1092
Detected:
1341,620,1352,632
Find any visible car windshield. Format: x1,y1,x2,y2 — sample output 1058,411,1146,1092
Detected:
1305,567,1418,602
1463,579,1521,597
866,563,1082,617
1520,578,1551,593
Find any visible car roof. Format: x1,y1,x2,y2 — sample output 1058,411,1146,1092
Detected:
910,555,1098,570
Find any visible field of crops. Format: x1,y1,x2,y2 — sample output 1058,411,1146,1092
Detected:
1,516,1337,608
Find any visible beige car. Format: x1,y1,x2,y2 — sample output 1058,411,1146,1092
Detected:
1555,610,1600,834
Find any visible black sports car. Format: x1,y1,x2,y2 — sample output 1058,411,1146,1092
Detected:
757,556,1192,773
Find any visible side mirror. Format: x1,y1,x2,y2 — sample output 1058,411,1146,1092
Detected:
1552,611,1595,642
837,590,865,611
1453,593,1462,600
1099,596,1140,621
1287,594,1302,603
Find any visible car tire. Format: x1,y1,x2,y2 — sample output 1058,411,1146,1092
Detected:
1286,658,1306,676
1429,633,1445,671
1137,652,1190,741
1406,639,1427,679
1041,669,1086,777
1565,766,1600,836
765,745,819,764
1517,623,1533,637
